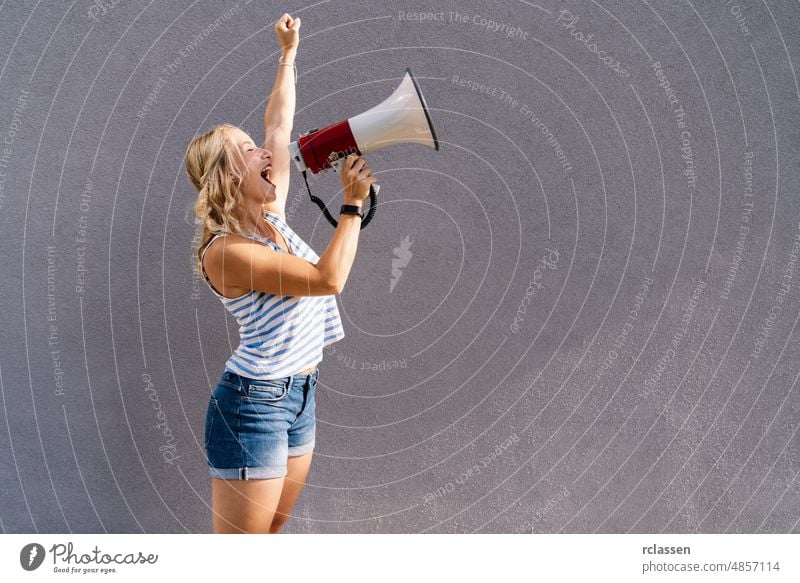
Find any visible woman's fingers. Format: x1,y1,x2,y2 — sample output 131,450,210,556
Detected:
343,154,372,179
346,157,365,173
275,13,292,31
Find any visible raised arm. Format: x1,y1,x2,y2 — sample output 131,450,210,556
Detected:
263,14,300,197
264,13,298,133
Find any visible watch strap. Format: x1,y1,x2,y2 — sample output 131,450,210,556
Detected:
340,204,364,220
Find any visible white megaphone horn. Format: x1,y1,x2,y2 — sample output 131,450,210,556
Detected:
288,67,439,228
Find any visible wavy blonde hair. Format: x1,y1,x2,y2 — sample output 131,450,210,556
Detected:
184,123,249,276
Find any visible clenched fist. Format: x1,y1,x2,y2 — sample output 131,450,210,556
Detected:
275,13,301,53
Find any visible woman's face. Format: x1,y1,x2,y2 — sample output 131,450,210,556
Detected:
226,127,275,204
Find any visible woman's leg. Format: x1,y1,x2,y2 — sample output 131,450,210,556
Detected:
210,476,286,533
269,451,314,533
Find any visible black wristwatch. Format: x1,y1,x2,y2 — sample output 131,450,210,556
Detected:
340,204,364,220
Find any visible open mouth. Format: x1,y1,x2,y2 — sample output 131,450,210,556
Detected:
260,166,274,186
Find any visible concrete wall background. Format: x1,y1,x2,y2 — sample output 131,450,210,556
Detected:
0,0,798,533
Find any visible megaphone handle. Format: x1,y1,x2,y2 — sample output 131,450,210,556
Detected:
360,184,378,229
300,169,378,230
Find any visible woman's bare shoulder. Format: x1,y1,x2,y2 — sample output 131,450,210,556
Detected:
205,233,272,261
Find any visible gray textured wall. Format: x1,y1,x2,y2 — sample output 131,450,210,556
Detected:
0,0,798,533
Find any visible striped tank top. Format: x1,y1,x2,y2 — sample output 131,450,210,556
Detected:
200,211,345,380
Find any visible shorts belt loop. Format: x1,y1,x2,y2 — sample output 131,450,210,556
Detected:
287,374,294,391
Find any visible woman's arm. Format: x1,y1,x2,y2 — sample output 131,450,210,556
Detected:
264,13,299,131
263,14,300,195
263,50,296,133
205,155,376,297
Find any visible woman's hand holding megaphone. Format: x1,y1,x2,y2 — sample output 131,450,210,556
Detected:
340,154,377,204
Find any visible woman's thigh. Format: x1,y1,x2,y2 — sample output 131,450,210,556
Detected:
273,451,314,529
210,476,285,534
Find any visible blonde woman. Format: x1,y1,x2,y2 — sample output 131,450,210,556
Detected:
184,13,375,533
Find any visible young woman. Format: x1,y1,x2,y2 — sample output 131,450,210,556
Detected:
183,13,376,533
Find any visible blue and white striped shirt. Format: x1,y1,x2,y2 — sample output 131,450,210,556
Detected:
200,211,345,380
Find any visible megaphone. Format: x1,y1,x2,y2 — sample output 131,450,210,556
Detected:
288,67,439,229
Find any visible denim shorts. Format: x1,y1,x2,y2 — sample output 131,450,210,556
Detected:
204,368,318,480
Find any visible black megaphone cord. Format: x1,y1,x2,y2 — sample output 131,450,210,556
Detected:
301,170,377,230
